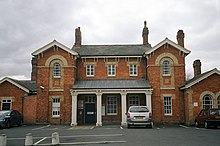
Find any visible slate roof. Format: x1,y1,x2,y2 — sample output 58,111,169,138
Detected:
180,68,220,90
73,44,151,57
72,79,151,89
0,77,37,93
11,79,37,93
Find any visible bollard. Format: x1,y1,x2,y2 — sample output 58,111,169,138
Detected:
25,133,33,146
0,134,7,146
52,132,59,145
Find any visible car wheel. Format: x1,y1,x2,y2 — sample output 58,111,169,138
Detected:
6,121,11,128
18,120,23,126
205,121,209,129
195,121,199,128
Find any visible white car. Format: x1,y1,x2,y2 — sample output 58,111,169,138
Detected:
127,106,153,128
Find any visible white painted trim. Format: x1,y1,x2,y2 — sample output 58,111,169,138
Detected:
81,56,143,59
32,40,78,56
0,77,29,93
145,38,190,55
181,68,220,90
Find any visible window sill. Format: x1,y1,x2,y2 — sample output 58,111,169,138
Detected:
52,116,60,118
162,74,171,77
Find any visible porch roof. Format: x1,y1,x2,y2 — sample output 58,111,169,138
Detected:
72,79,151,89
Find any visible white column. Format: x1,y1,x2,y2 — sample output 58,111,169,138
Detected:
96,92,102,126
121,91,127,126
71,91,78,126
146,93,152,113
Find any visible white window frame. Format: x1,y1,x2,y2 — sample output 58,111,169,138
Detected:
53,63,61,78
162,60,170,76
107,96,117,115
129,64,138,76
108,64,116,76
86,64,94,77
203,94,213,109
164,96,172,116
1,98,12,110
52,98,60,117
128,95,140,107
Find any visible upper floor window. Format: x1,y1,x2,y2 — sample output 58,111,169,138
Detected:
1,99,12,110
86,64,94,77
203,94,213,109
162,60,170,75
53,63,61,78
129,64,138,76
108,64,116,76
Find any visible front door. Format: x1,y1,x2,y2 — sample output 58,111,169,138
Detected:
85,103,96,124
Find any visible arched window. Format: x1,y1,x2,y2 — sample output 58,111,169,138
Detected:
203,94,213,109
162,60,170,75
53,63,61,77
218,96,220,109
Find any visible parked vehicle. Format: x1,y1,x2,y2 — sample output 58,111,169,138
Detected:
195,108,220,128
0,110,23,128
127,106,153,128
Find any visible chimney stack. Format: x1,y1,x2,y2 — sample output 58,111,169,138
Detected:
31,57,37,81
142,21,149,45
176,30,185,47
193,59,201,77
74,27,81,47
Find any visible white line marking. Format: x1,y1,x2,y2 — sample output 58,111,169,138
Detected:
59,133,123,138
33,137,47,145
120,126,123,129
90,126,94,129
37,141,127,145
179,125,189,128
32,125,50,130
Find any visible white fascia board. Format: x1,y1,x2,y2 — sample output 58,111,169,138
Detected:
32,40,78,56
0,77,29,93
81,56,143,59
145,38,191,55
181,68,220,90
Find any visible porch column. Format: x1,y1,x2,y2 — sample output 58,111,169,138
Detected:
145,93,152,113
121,91,127,126
71,91,78,126
96,92,102,126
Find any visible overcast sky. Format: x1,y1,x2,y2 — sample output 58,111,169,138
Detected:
0,0,220,80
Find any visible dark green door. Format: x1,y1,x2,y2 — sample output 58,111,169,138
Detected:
85,103,96,124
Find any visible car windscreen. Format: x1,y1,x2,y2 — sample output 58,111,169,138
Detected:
210,109,220,115
0,111,10,116
129,107,149,112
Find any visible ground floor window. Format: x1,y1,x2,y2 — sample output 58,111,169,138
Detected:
202,94,213,109
164,96,172,115
52,98,60,117
128,95,140,107
1,99,12,110
218,96,220,109
107,96,117,115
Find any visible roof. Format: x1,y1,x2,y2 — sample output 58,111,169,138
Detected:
72,79,152,89
0,77,37,93
145,38,191,55
180,68,220,90
72,44,151,57
32,40,78,56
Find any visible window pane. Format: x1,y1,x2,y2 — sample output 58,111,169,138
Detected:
1,99,11,110
52,98,60,117
129,95,140,107
130,64,137,76
162,60,170,75
203,94,213,109
164,97,172,115
86,64,94,76
53,63,61,77
107,96,117,114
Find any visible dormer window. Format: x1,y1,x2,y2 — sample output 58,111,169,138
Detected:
53,63,61,78
86,64,94,77
129,64,138,76
162,60,170,75
108,64,116,76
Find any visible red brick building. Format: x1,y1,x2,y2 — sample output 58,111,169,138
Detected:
0,21,218,126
